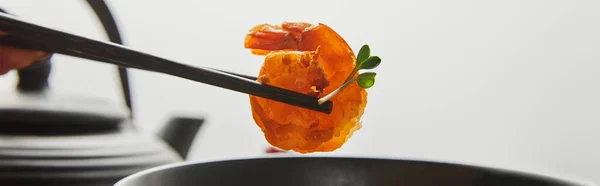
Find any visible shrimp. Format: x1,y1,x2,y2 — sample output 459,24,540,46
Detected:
245,22,368,153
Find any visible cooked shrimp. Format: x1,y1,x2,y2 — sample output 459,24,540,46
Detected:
245,22,368,153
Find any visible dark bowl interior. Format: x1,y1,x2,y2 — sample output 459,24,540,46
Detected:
115,157,589,186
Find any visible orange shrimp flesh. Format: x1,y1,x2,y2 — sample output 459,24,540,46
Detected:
245,22,367,153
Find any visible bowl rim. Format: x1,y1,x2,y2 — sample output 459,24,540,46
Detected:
115,155,596,186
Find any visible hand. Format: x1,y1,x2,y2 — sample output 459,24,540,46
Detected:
0,31,49,75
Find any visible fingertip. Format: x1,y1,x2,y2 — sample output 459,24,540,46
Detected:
0,60,9,75
0,45,48,73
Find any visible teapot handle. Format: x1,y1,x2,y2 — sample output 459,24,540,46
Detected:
86,0,133,118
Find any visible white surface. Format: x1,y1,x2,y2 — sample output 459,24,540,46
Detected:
1,0,599,184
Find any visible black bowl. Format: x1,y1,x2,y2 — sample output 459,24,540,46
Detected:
115,157,592,186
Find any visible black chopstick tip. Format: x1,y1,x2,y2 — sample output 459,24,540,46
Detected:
320,100,333,114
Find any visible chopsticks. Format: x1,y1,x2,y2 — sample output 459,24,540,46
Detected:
0,12,332,114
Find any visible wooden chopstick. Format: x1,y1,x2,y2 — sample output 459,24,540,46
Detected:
0,12,332,114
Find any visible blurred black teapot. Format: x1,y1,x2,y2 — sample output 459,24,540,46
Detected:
0,2,204,186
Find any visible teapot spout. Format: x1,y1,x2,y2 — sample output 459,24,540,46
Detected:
157,116,205,159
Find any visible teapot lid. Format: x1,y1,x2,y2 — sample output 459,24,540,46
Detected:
0,90,128,135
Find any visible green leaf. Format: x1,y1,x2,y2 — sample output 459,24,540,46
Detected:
359,56,381,70
357,72,376,88
356,45,370,66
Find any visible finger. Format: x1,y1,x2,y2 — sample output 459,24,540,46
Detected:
0,45,48,75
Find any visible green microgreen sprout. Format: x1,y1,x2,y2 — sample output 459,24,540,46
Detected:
318,44,381,104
